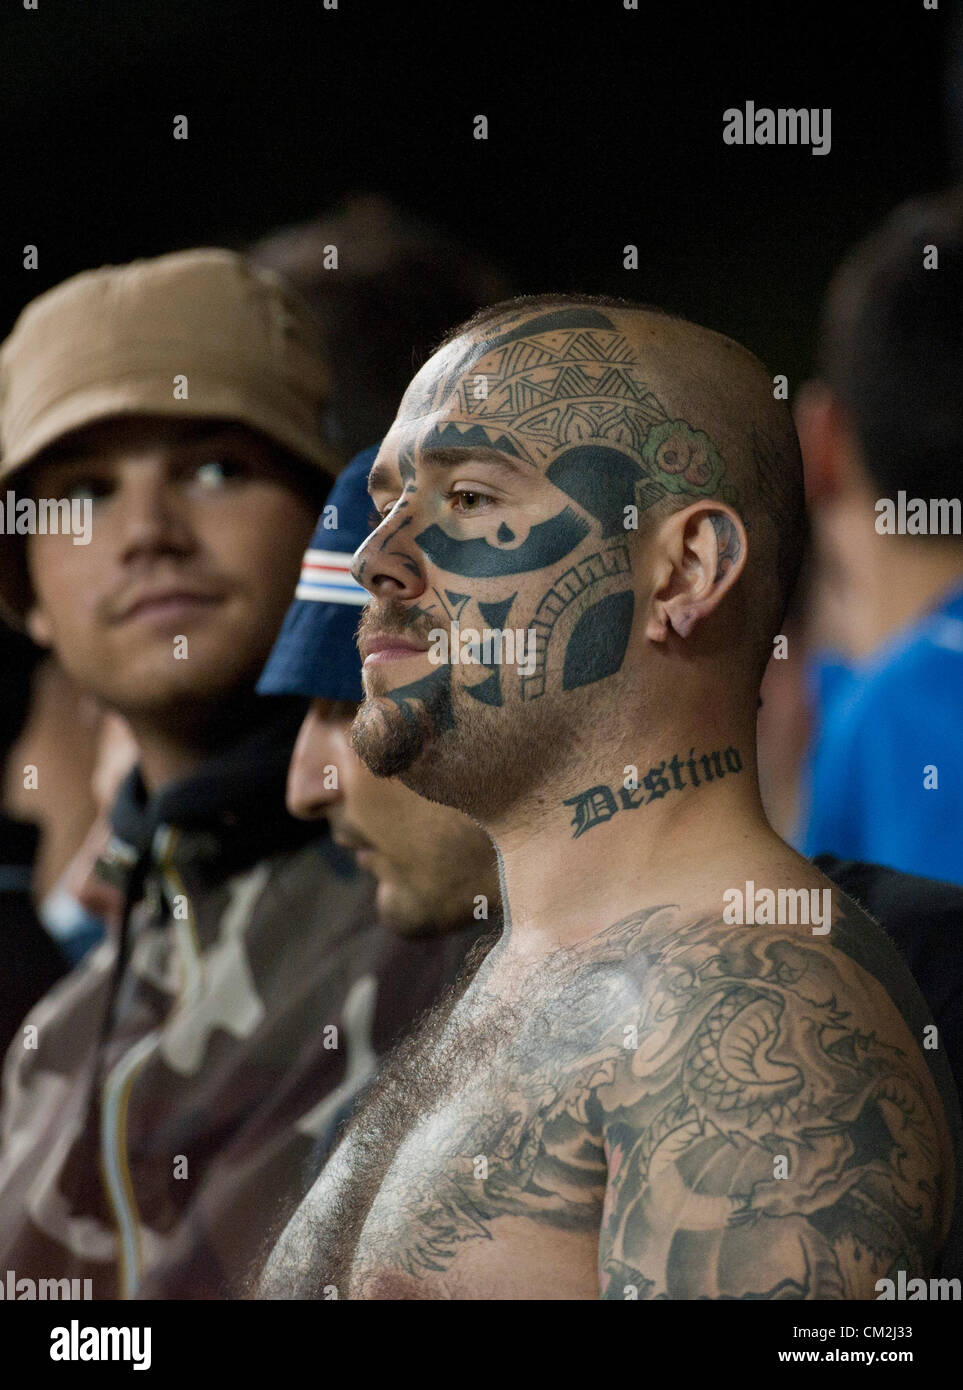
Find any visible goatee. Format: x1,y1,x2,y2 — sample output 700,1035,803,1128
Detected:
350,664,454,777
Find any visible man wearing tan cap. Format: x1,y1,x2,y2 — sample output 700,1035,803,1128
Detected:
0,249,385,1297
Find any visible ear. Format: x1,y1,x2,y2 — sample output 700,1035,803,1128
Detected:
646,501,748,643
24,604,53,648
793,380,860,503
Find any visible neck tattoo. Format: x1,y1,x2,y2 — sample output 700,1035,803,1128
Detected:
562,744,744,838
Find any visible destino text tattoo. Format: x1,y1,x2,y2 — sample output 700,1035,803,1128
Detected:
563,744,744,838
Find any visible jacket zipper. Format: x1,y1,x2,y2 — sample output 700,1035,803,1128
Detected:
99,827,202,1297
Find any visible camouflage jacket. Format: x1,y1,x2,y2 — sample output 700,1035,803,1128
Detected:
0,704,479,1298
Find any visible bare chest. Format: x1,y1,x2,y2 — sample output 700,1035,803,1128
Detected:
345,1001,611,1299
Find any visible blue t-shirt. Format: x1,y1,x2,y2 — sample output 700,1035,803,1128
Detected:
798,583,963,886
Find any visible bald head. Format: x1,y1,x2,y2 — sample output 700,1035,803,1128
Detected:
350,294,805,814
423,295,805,660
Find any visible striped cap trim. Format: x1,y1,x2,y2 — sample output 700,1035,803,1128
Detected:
294,549,369,606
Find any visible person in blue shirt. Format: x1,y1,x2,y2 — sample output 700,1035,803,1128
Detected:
795,187,963,885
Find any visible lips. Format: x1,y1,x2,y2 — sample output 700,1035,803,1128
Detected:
112,587,224,623
331,829,377,869
360,633,430,666
332,830,371,854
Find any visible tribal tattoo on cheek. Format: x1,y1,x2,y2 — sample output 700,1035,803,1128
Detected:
372,595,455,735
399,308,742,705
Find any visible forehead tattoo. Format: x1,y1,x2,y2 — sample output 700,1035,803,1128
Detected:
406,306,738,566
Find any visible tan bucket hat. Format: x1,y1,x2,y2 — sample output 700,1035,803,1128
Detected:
0,247,341,626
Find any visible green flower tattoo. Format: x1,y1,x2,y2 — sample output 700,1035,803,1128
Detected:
641,418,726,496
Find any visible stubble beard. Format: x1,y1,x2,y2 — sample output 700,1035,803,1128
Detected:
349,676,494,815
349,672,572,826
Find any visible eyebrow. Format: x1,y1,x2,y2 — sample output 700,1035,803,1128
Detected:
367,445,526,496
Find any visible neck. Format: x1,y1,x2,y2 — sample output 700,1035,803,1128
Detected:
487,720,776,958
127,728,213,793
124,687,268,794
817,493,963,660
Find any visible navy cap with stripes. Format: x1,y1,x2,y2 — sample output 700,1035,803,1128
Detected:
257,444,377,703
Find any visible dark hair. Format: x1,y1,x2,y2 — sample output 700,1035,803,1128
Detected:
249,194,515,464
256,436,333,515
818,187,963,501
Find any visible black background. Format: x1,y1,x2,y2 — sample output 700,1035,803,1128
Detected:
1,0,959,381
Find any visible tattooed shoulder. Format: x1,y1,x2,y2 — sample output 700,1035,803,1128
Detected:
593,905,954,1299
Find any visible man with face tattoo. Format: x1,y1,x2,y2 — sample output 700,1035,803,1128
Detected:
261,296,963,1301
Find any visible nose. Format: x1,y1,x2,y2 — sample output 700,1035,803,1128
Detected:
116,460,195,564
287,700,347,820
351,513,427,603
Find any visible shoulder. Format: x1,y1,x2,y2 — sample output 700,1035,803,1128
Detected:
590,901,944,1099
590,906,955,1299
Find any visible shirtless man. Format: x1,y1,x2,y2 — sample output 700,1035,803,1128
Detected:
262,295,962,1300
